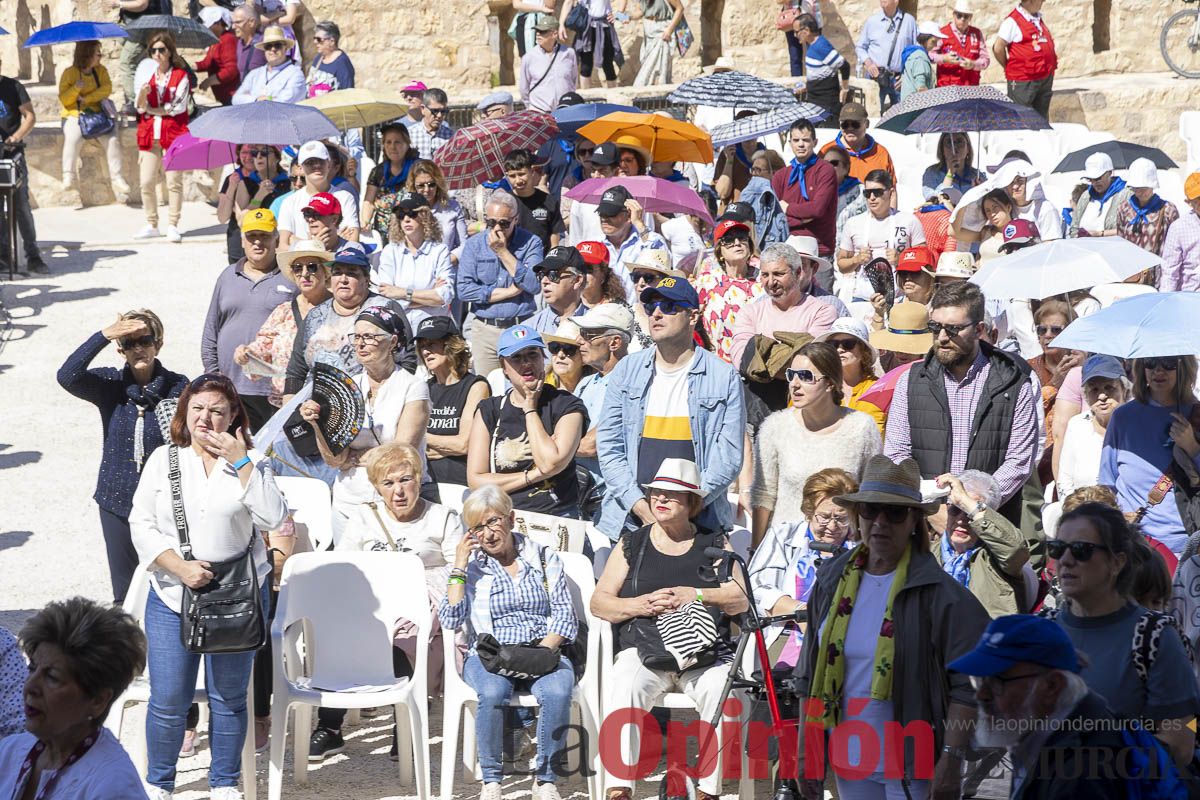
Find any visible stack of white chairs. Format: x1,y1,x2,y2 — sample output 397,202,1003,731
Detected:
274,476,332,552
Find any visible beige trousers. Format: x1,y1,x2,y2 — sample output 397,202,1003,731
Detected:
138,145,183,227
61,116,126,192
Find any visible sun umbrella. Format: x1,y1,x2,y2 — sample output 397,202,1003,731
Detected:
24,21,127,47
434,109,558,191
0,25,9,36
1053,140,1178,173
299,88,408,130
123,15,217,49
667,70,797,109
1049,292,1200,358
188,100,339,146
876,85,1010,133
552,102,640,138
163,133,239,171
576,112,712,164
565,176,713,226
968,237,1160,300
858,362,915,414
901,98,1050,135
709,103,830,149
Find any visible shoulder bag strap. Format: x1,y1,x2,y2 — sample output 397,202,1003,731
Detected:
168,445,194,560
527,45,560,96
883,11,904,71
631,528,650,596
366,501,400,551
290,297,303,330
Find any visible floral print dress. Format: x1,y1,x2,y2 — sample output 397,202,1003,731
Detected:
692,254,765,364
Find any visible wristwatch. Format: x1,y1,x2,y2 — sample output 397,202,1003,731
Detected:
942,744,969,761
405,287,414,302
971,500,987,518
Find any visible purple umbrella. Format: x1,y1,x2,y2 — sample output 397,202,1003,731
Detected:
163,134,239,172
565,176,713,227
188,100,339,146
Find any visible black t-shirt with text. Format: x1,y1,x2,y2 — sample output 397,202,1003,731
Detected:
516,189,565,251
427,373,487,485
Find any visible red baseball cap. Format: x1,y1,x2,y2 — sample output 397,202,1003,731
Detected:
303,192,341,218
1000,218,1040,246
576,240,609,266
713,219,750,242
896,245,935,274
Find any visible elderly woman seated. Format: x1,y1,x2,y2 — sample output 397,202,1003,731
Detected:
0,597,147,798
438,484,578,800
591,459,749,800
934,470,1033,618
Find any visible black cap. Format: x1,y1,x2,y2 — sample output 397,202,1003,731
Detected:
591,141,619,167
596,184,633,217
393,191,427,213
536,245,587,274
414,315,459,340
720,201,755,224
556,91,586,109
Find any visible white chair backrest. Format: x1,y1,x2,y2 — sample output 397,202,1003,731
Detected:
512,508,588,554
556,551,597,628
1182,112,1200,173
275,476,332,553
274,552,430,690
122,561,156,624
585,523,612,578
486,368,508,398
437,482,469,514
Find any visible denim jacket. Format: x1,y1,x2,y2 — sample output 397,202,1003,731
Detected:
595,346,745,539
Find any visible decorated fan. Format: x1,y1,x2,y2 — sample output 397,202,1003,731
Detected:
284,362,364,456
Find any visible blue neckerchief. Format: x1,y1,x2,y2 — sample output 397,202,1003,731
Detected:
558,137,574,156
247,169,261,182
270,171,289,186
482,177,511,191
1128,193,1165,229
919,203,947,213
732,142,763,169
381,158,414,191
940,533,974,587
900,43,925,69
665,169,687,183
837,175,860,196
835,132,876,160
1089,175,1126,205
787,153,819,199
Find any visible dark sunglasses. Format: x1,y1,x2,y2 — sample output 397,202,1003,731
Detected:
313,35,332,42
642,299,690,316
954,11,972,18
290,263,324,276
414,181,437,191
828,338,859,353
863,187,888,199
859,504,912,524
119,334,156,350
149,46,169,54
393,209,422,220
1035,324,1065,337
785,368,820,384
249,149,270,158
577,147,595,157
630,271,661,285
840,120,863,130
484,217,512,229
1045,540,1112,562
719,232,751,246
292,176,307,187
928,320,978,338
537,269,578,283
263,42,287,51
427,106,449,116
547,342,579,357
1144,357,1179,372
825,158,847,169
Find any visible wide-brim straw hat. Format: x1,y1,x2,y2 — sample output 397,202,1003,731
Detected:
834,455,942,514
255,25,296,50
869,302,934,356
277,240,333,282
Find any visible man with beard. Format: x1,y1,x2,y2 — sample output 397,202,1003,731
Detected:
949,614,1132,800
884,281,1038,525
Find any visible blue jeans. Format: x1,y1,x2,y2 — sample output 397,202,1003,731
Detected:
463,653,575,784
785,31,804,77
144,580,267,791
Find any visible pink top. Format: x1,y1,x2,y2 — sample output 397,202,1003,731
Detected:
729,292,840,368
693,255,765,364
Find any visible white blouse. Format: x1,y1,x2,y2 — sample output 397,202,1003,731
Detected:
373,240,455,329
130,446,288,613
340,499,463,574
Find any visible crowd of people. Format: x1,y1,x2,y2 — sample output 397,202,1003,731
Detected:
3,1,1200,799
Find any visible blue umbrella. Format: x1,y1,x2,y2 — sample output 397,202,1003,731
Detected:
552,102,640,139
24,21,128,47
1051,292,1200,358
188,101,339,146
709,103,829,149
901,98,1050,134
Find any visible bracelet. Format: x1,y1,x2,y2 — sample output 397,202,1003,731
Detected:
524,409,538,416
695,588,704,604
447,576,466,586
449,567,467,578
232,455,252,470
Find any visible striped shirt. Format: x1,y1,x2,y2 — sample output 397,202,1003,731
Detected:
805,35,845,78
1159,209,1200,292
637,356,696,486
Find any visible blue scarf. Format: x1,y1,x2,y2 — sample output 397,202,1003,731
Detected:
940,533,974,588
900,44,926,70
380,158,414,191
787,154,818,199
664,169,688,183
837,175,860,196
1128,193,1165,230
919,203,947,213
1089,175,1126,205
482,177,511,191
835,132,876,160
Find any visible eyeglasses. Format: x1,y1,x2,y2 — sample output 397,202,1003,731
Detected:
825,158,847,169
548,342,579,357
149,46,169,54
859,504,912,524
1045,540,1112,562
484,217,513,229
928,320,978,338
785,368,820,384
863,187,888,199
840,120,863,130
630,271,661,285
426,106,449,117
249,149,270,158
263,42,287,51
642,299,691,316
394,209,422,220
1144,357,1179,372
812,512,850,528
468,515,507,537
577,147,595,157
414,181,437,191
537,269,578,283
1035,324,1064,337
290,263,324,276
291,176,307,187
119,334,156,350
828,338,859,353
313,35,331,42
347,332,390,345
970,672,1042,694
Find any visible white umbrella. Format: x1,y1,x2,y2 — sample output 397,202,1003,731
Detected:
968,237,1161,300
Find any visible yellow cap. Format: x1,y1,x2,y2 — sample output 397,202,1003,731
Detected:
1186,172,1200,202
241,208,278,234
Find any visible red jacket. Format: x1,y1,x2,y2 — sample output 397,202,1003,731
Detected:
195,31,240,105
935,23,985,86
770,157,838,255
1003,9,1057,82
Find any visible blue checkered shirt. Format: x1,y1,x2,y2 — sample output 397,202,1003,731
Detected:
408,120,455,160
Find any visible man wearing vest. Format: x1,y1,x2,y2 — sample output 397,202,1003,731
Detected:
933,0,990,87
993,0,1057,121
884,281,1039,527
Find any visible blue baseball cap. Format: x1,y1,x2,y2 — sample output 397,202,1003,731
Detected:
948,615,1080,677
497,324,544,357
639,274,699,309
1082,354,1125,384
331,246,371,271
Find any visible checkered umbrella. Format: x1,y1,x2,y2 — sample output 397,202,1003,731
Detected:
434,110,558,191
709,103,830,149
667,71,798,109
876,85,1011,133
124,15,218,49
903,98,1050,134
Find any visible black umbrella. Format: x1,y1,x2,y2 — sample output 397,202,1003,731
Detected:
1053,140,1177,173
124,14,218,49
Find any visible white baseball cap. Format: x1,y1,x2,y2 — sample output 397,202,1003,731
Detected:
297,140,331,163
576,302,634,337
1081,152,1115,180
1126,157,1159,190
199,6,232,28
918,21,948,38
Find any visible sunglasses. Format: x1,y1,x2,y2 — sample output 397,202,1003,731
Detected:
313,35,331,42
414,181,437,191
642,299,690,316
630,270,661,285
263,42,287,51
840,120,863,130
825,159,847,169
719,232,750,246
928,320,978,338
292,176,307,187
249,149,270,158
1144,357,1179,371
828,338,859,353
149,46,169,54
785,368,821,384
291,263,324,276
484,217,512,229
547,342,579,357
1035,324,1065,337
394,209,422,220
863,187,888,199
577,147,595,157
954,11,972,18
859,504,912,524
427,106,449,116
537,269,578,283
1045,540,1112,562
119,334,156,350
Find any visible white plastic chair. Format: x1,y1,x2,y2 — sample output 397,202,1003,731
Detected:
1182,112,1200,174
512,508,589,553
275,476,333,553
105,562,258,800
267,552,432,800
439,551,603,800
585,522,613,579
436,482,469,514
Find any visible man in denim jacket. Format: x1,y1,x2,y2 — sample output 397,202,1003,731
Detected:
596,276,745,539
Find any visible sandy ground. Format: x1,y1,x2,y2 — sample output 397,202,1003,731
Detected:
0,202,742,799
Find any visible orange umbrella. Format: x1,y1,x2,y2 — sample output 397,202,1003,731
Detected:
576,111,713,164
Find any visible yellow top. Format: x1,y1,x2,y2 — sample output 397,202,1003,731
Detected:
845,378,886,435
59,65,112,118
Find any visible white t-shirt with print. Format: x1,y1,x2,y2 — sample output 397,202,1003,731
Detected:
836,210,927,303
277,185,360,237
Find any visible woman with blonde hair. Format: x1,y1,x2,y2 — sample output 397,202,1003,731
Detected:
59,39,128,202
133,31,191,243
375,191,454,330
408,159,468,259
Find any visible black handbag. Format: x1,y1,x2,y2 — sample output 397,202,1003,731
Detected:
476,633,560,680
169,446,266,654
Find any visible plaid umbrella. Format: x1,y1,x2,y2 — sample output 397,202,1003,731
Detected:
668,70,798,109
709,103,830,149
1054,140,1178,173
188,100,339,146
124,15,218,49
902,98,1050,134
876,85,1010,133
434,110,558,191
